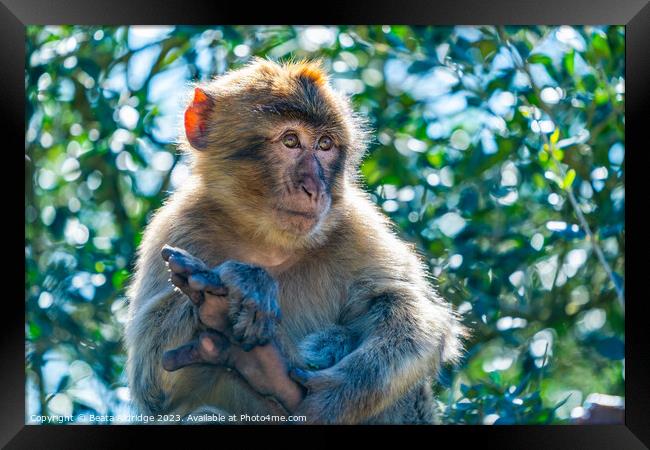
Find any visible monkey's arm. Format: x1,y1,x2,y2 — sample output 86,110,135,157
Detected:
161,246,305,413
289,288,460,424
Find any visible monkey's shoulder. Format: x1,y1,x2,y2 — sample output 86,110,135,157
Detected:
325,194,425,278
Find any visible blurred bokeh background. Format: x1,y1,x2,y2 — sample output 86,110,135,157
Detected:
25,25,625,424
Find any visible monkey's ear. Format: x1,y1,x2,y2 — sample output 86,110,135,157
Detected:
184,87,214,149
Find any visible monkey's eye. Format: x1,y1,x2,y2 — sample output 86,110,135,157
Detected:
282,133,300,148
318,136,333,151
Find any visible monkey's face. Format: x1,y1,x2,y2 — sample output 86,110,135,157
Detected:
265,121,338,234
182,59,367,247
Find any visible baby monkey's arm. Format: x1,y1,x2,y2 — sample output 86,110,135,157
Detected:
160,246,305,413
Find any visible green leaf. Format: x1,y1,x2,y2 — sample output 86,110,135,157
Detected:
550,128,560,146
528,53,552,66
591,31,611,59
476,39,498,62
562,169,576,190
112,269,130,290
27,321,42,340
563,49,575,76
594,87,609,105
426,151,444,168
538,150,549,165
489,371,502,385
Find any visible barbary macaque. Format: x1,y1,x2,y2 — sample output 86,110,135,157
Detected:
125,57,465,424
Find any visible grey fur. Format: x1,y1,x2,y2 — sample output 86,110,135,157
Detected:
298,325,357,370
218,261,281,349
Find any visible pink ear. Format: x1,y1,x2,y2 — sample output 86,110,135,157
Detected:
184,87,213,149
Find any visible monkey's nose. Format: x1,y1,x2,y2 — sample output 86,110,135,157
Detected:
300,176,321,200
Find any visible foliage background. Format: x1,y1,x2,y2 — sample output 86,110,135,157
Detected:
25,25,625,424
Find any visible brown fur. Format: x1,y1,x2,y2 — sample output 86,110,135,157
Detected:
125,58,464,423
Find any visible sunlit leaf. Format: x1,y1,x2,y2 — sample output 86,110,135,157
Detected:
111,269,130,290
550,128,560,146
562,169,576,190
528,53,552,66
591,31,611,59
563,49,575,76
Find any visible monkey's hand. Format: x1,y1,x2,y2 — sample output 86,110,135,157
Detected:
161,245,281,350
298,325,356,370
288,348,406,424
162,330,304,413
287,291,456,424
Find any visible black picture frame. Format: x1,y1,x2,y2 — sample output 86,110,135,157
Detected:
5,0,648,447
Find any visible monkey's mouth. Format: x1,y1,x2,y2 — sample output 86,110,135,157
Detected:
276,207,318,220
273,203,328,234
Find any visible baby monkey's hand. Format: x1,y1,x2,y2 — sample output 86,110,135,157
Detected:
160,245,305,413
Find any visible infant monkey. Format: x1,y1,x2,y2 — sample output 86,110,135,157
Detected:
161,245,326,415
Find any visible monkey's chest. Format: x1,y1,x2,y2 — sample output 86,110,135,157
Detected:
274,276,346,361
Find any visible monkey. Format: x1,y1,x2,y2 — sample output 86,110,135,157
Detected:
124,57,465,424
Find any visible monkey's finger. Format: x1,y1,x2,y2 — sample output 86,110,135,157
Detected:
198,294,231,332
161,245,179,262
165,249,208,277
188,272,228,297
162,245,203,264
169,273,204,305
162,332,230,371
167,254,202,276
250,309,270,348
170,272,188,288
162,246,205,271
197,331,231,365
162,341,203,372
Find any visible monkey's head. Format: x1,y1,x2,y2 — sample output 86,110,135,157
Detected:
181,58,368,250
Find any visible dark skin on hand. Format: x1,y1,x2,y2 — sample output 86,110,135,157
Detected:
160,246,307,414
